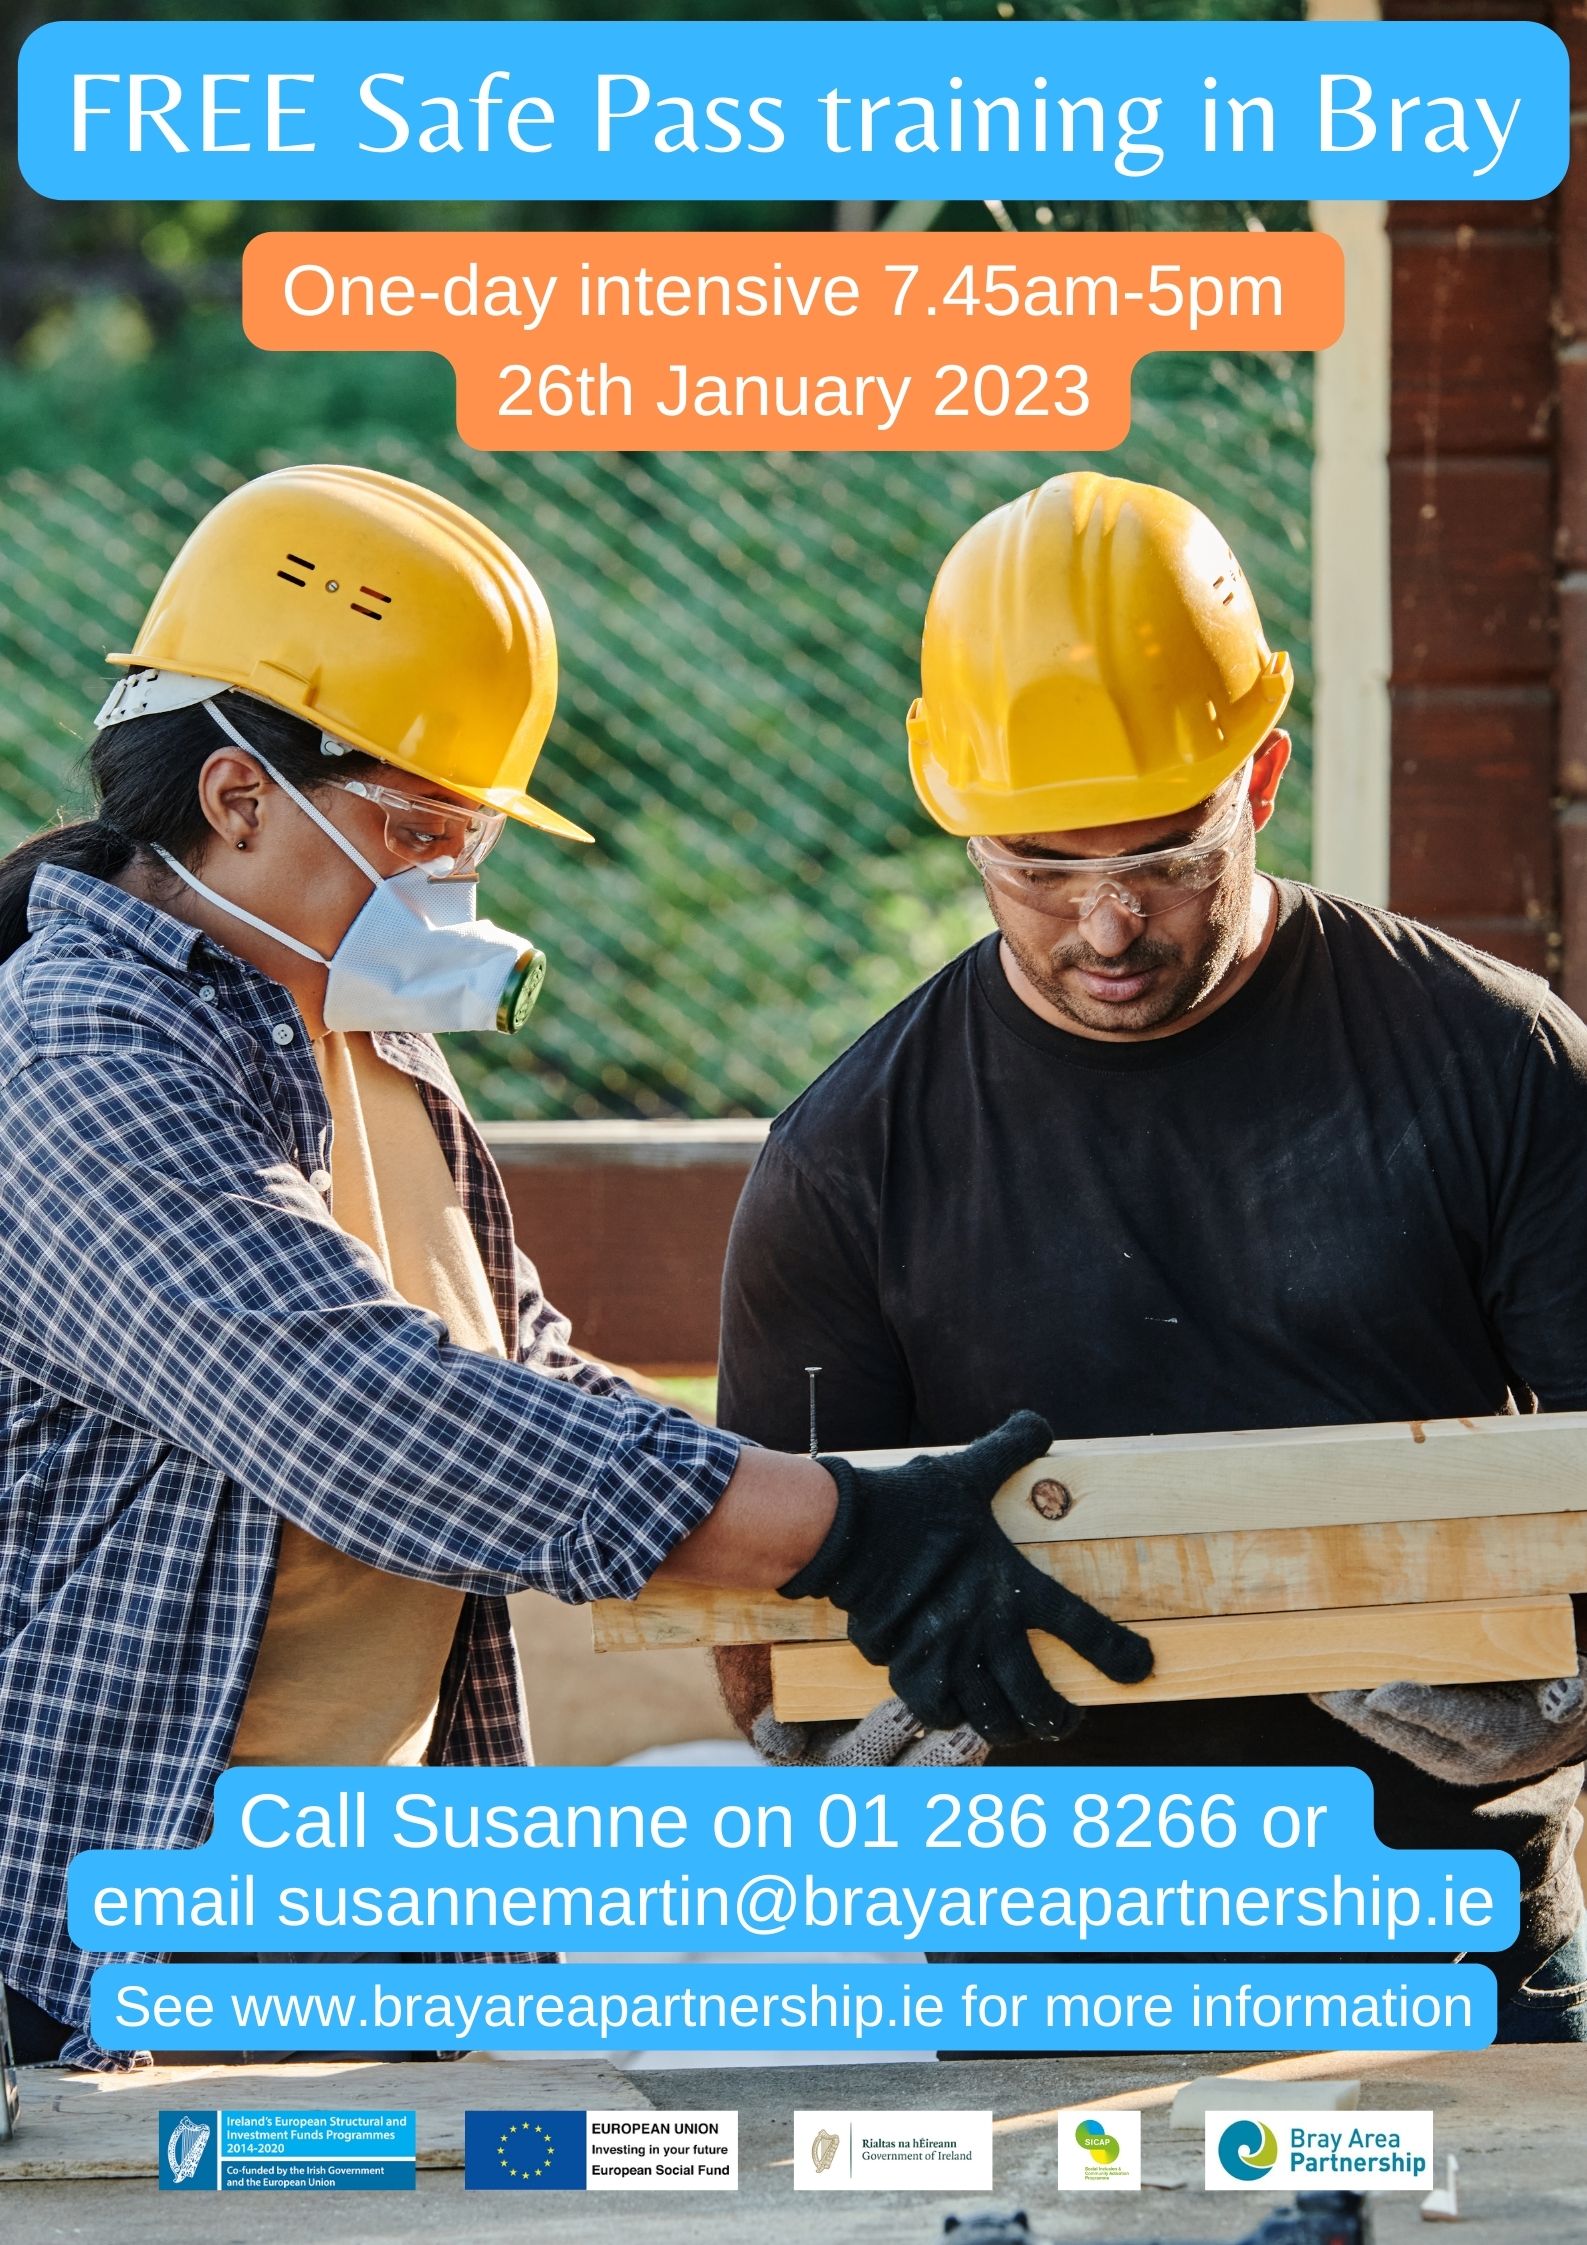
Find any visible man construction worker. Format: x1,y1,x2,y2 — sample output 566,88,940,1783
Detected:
0,464,1147,2069
717,471,1587,2042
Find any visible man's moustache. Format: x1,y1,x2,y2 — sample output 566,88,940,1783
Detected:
1051,939,1181,973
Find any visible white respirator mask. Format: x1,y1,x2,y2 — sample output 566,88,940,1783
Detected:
148,700,546,1035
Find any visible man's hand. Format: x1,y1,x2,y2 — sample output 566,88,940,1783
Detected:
777,1410,1152,1748
1312,1660,1587,1786
752,1697,990,1770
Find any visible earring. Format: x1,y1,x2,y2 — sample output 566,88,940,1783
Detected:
236,839,247,851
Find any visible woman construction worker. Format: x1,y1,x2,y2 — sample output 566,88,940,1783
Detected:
0,464,1148,2069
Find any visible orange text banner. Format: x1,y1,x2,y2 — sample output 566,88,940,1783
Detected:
242,229,1343,453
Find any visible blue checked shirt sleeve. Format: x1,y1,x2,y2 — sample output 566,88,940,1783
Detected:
512,1244,628,1391
0,1021,740,1603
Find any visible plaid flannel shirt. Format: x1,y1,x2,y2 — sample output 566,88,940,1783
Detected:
0,865,741,2067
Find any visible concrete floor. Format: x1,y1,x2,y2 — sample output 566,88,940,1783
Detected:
5,2046,1586,2245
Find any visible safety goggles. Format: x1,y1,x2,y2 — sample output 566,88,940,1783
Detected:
966,763,1252,922
315,773,506,880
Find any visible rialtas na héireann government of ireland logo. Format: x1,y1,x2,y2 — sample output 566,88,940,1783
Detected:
1219,2119,1281,2180
1074,2119,1120,2165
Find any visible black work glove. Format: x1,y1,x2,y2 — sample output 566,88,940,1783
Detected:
778,1410,1152,1748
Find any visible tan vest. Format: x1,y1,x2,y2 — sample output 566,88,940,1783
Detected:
229,1032,507,1768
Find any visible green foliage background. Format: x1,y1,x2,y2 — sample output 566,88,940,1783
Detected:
0,0,1312,1121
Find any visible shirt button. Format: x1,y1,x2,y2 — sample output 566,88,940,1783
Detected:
308,1168,333,1194
271,1023,295,1047
197,982,217,1003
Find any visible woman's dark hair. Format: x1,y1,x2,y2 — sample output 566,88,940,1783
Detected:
0,689,381,964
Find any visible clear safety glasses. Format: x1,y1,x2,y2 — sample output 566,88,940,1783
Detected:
967,763,1252,922
316,774,507,880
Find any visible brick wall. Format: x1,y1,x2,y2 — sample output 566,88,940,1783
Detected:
1384,0,1587,999
1558,0,1587,1004
487,1122,765,1374
1385,0,1561,978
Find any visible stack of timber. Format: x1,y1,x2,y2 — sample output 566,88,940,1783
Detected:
590,1414,1587,1719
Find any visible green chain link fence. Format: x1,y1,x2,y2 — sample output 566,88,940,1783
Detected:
0,359,1312,1120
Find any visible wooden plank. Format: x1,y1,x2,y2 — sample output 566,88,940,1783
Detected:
768,1596,1578,1721
972,1412,1587,1548
591,1509,1587,1652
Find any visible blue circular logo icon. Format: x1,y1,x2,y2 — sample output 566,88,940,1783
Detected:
1218,2119,1279,2180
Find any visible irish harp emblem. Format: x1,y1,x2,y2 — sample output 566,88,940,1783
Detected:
166,2114,211,2185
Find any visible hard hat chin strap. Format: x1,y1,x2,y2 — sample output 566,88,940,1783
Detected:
150,844,327,968
149,701,389,967
200,699,388,889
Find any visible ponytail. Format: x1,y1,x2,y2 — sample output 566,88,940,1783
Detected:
0,689,380,967
0,819,135,963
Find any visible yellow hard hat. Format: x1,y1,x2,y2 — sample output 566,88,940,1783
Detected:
106,462,591,843
907,471,1293,837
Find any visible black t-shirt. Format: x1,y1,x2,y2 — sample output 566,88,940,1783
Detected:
718,883,1587,1993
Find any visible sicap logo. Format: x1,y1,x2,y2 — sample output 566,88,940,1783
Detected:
1055,2105,1140,2192
1204,2111,1435,2193
1075,2119,1120,2165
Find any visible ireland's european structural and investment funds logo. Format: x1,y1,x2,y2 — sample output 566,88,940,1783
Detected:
158,2109,415,2191
1055,2105,1141,2191
1205,2110,1434,2192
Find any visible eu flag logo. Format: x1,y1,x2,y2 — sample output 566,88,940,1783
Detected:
464,2109,587,2191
